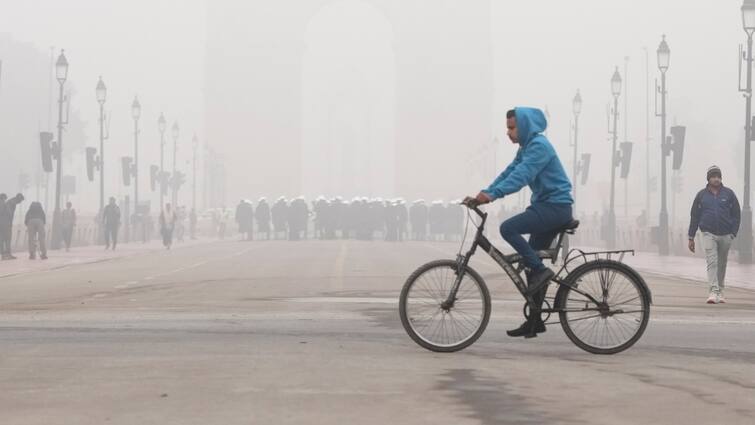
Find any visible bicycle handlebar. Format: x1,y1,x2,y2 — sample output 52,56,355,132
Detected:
460,199,487,220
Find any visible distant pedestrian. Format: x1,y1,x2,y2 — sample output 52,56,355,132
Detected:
255,198,271,240
271,197,288,240
235,200,254,241
688,166,741,304
61,201,77,251
1,193,24,259
103,197,121,250
160,203,177,249
24,201,47,260
0,194,12,260
217,207,228,239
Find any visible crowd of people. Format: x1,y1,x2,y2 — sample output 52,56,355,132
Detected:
230,197,467,242
0,192,58,260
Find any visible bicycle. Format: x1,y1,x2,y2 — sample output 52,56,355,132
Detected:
399,201,652,355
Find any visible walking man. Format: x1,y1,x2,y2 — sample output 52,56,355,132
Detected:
1,193,24,259
688,165,741,304
25,202,47,260
61,201,77,251
0,194,10,260
103,197,121,250
159,203,177,249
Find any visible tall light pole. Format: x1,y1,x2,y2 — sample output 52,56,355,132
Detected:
50,50,68,250
740,0,755,263
644,47,651,224
623,56,630,219
131,96,141,241
608,67,622,249
572,90,582,208
158,113,166,209
656,35,671,256
95,77,107,245
172,121,179,206
96,77,107,215
192,134,198,213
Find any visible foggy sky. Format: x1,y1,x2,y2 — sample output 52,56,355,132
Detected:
0,0,749,229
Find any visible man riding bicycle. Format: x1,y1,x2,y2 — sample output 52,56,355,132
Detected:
465,107,573,338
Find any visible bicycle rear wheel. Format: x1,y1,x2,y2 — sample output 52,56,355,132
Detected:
555,260,650,354
399,260,491,352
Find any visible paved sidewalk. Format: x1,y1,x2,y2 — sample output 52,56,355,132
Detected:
0,238,211,279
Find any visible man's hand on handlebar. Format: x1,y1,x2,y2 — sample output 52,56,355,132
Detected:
475,192,492,204
462,192,493,208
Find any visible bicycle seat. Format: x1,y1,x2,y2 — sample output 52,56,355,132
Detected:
559,220,580,234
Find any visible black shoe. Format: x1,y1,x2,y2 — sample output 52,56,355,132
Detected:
506,318,546,338
526,268,555,296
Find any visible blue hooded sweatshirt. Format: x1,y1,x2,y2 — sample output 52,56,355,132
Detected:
482,107,573,205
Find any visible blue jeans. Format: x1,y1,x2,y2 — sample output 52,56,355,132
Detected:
500,203,573,272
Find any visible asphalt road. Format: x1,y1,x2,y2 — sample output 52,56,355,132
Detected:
1,239,754,425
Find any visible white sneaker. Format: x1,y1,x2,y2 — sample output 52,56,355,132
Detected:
706,293,718,304
717,293,726,304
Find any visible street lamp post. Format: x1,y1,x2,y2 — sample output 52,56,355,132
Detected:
657,35,671,256
50,50,68,250
96,77,106,215
740,0,755,263
158,113,166,209
192,134,198,213
131,96,141,241
172,121,179,206
608,67,622,250
572,90,582,208
96,77,107,244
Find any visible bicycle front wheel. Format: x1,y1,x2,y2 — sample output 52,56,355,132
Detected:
399,260,491,352
555,260,651,354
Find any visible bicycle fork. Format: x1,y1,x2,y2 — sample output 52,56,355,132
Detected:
441,253,468,310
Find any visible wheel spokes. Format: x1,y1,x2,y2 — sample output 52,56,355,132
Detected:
564,268,646,350
406,266,485,348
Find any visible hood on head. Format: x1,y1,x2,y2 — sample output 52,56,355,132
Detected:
514,107,548,145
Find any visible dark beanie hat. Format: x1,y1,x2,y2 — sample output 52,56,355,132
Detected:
707,165,722,181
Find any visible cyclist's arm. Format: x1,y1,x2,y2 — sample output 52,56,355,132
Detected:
482,150,521,196
483,139,552,200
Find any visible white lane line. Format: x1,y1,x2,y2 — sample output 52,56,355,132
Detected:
144,276,155,280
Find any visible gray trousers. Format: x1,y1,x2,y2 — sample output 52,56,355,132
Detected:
27,218,47,257
0,223,10,256
701,232,733,295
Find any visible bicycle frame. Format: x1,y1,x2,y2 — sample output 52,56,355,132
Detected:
442,204,613,315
